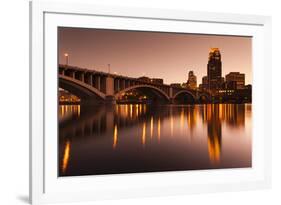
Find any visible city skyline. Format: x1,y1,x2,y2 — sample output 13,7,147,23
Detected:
58,27,252,176
58,27,252,85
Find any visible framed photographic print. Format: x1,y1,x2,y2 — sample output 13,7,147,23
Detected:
30,0,272,204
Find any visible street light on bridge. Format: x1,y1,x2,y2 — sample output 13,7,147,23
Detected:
64,53,69,65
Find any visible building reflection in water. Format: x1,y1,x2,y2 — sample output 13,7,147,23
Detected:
59,103,250,176
59,105,80,122
157,117,161,143
202,104,246,163
61,140,71,174
170,115,174,137
130,104,133,118
186,106,197,136
113,124,118,149
142,122,146,147
206,104,222,163
180,108,184,132
150,116,153,139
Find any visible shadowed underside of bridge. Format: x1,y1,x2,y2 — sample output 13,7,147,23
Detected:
59,78,171,104
172,90,196,104
115,84,170,104
59,75,106,104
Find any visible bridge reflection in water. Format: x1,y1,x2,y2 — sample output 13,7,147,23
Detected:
59,104,252,176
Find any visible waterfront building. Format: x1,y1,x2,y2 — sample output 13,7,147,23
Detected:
225,72,245,89
187,70,197,90
59,89,80,103
201,76,209,91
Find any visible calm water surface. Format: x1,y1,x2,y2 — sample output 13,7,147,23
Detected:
59,104,252,176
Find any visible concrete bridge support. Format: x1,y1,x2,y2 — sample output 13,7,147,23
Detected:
105,76,116,104
169,87,174,104
169,87,173,98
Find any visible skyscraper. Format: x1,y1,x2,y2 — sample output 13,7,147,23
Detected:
207,48,224,90
187,70,197,90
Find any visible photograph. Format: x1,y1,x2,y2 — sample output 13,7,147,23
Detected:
58,27,252,177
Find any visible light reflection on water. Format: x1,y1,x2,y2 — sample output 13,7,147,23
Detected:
59,103,252,176
59,105,80,122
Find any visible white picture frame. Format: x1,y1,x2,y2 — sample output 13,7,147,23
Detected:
30,0,272,204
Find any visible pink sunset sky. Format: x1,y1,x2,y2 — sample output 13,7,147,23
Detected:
58,27,252,85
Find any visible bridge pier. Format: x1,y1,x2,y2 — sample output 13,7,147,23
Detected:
169,87,173,98
105,76,116,104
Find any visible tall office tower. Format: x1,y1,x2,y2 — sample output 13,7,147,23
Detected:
207,48,223,90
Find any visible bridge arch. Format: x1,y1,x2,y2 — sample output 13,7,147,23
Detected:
59,75,106,101
115,84,170,103
173,90,196,104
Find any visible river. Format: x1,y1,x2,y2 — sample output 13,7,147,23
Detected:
59,103,252,176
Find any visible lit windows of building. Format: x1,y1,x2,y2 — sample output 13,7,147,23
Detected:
207,48,222,90
225,72,245,90
59,89,80,103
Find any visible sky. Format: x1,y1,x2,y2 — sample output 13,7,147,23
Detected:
58,27,252,85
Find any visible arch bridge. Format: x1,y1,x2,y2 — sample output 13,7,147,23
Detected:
59,64,210,104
